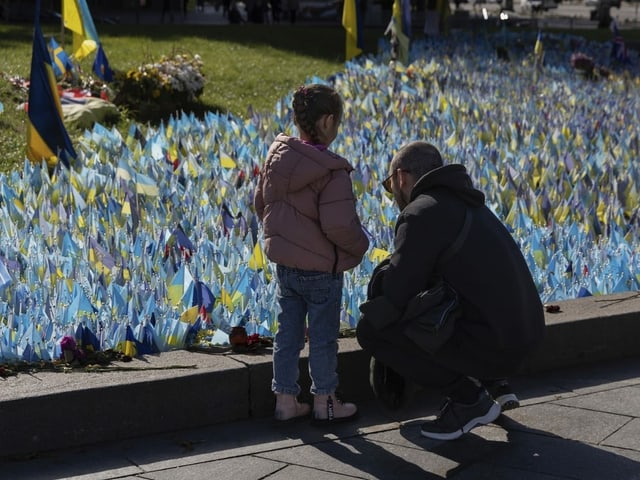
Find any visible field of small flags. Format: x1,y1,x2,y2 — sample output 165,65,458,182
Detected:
1,30,640,364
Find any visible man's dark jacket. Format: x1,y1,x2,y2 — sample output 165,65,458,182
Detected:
373,164,545,378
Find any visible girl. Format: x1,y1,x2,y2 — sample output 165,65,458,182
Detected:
254,84,369,423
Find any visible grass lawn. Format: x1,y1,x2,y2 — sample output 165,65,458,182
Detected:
0,22,384,172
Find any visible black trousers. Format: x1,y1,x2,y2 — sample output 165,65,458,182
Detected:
356,316,462,392
356,316,522,393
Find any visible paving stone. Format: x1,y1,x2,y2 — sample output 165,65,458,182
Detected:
143,455,286,480
498,402,630,444
257,436,451,479
599,444,640,462
126,418,313,471
602,418,640,452
451,463,569,479
0,450,142,480
266,464,367,479
463,426,640,480
552,385,640,418
537,358,640,396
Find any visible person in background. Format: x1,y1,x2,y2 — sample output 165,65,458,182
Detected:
357,141,545,440
287,0,299,23
254,84,369,424
161,0,173,23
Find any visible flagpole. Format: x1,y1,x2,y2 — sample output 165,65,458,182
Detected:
60,0,65,48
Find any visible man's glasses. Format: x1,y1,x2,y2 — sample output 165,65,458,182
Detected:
382,168,410,193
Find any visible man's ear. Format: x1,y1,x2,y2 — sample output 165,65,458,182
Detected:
398,169,411,190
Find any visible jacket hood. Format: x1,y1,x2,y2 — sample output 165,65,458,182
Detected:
410,164,485,206
270,134,353,192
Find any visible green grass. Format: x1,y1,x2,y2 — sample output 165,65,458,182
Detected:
0,23,384,173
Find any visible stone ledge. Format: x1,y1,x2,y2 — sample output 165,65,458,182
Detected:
1,292,639,458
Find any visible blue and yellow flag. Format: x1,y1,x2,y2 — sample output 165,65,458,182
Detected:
533,31,544,80
386,0,410,65
47,37,73,79
63,0,99,60
342,0,363,62
534,31,543,58
27,1,76,169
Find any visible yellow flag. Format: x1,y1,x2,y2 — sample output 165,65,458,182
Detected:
389,0,409,65
369,247,390,264
180,305,200,324
63,0,98,60
248,242,267,271
342,0,362,62
220,151,237,169
220,288,234,310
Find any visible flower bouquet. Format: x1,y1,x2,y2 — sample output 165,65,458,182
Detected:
570,52,595,77
112,52,205,114
570,52,612,80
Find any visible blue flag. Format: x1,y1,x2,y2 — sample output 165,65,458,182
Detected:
93,43,114,82
27,0,76,169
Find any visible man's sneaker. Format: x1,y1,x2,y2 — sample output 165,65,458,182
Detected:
420,389,501,441
369,357,406,411
486,380,520,411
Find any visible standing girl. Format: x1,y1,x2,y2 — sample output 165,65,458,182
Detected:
254,84,369,423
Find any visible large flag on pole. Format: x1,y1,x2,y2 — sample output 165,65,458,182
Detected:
610,18,628,63
63,0,99,60
533,30,544,81
534,31,544,60
342,0,363,62
386,0,410,65
27,0,76,169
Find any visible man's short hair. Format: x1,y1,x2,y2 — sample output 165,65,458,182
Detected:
391,141,443,181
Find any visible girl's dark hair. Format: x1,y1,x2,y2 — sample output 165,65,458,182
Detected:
292,84,343,144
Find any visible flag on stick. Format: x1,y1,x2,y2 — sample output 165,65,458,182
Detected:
533,31,544,80
610,18,628,63
63,0,99,60
93,43,114,82
386,0,410,65
534,31,543,58
342,0,363,62
48,37,73,79
27,1,76,169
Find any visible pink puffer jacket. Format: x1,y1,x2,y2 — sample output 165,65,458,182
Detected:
254,134,369,273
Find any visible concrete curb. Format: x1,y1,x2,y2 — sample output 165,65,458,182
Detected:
1,292,639,459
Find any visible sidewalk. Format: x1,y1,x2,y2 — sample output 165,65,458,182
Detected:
3,355,640,479
1,291,640,478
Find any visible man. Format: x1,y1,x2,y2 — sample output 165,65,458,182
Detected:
356,141,545,441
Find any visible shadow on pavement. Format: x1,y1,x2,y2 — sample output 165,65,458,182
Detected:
395,412,640,479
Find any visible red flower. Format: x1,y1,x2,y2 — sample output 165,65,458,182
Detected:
60,336,77,351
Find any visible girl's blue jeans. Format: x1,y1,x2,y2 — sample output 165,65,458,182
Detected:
272,265,343,396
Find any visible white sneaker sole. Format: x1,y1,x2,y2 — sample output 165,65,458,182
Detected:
495,393,520,411
420,402,501,441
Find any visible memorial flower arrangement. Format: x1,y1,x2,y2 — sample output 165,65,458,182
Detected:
571,52,595,75
113,52,205,110
570,52,611,79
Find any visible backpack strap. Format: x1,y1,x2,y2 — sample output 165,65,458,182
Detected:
435,208,472,271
